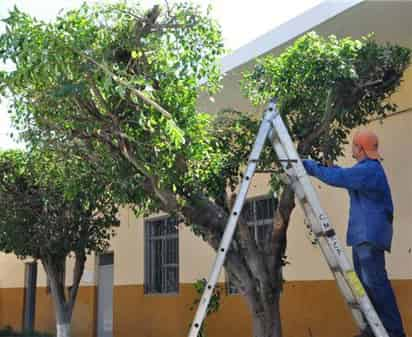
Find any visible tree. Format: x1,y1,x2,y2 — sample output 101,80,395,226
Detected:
0,150,119,337
0,1,410,335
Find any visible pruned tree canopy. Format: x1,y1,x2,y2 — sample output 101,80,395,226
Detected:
242,32,410,162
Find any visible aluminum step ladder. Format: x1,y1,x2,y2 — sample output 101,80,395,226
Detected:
188,99,389,337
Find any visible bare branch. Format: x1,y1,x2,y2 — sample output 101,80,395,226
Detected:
358,78,383,89
67,251,86,316
164,0,171,16
266,184,295,276
298,89,336,154
112,8,144,21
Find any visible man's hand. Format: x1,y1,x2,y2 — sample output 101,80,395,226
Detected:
302,159,318,176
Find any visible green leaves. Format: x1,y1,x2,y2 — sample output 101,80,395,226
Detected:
242,32,411,162
0,149,119,260
0,1,226,214
165,119,185,147
190,278,221,337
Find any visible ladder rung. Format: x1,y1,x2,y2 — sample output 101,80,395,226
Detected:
348,302,361,310
330,265,341,273
318,228,336,238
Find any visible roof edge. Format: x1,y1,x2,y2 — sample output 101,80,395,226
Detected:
220,0,364,74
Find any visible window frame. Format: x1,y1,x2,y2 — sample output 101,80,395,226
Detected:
144,215,179,295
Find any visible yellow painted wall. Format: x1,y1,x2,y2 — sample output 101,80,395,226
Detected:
0,253,97,334
1,280,410,337
0,287,24,331
112,281,412,337
0,286,96,337
0,253,97,289
0,253,25,288
34,286,97,337
110,207,144,285
0,283,2,328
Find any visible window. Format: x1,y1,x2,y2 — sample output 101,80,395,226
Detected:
227,196,277,294
144,216,179,294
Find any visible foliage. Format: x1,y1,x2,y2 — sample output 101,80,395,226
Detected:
0,148,119,336
0,149,119,260
0,2,226,214
242,32,410,162
190,278,221,337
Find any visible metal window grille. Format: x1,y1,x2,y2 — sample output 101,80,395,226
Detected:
144,216,179,294
227,196,277,295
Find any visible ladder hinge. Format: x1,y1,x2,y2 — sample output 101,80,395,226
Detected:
323,229,336,238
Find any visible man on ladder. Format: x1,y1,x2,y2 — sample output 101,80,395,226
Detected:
188,100,400,337
303,130,406,337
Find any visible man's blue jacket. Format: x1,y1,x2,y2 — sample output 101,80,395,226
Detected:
302,158,394,251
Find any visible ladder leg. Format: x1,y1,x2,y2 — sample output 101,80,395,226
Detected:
187,107,277,337
335,270,368,330
317,238,368,330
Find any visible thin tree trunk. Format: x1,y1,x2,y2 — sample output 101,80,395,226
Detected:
55,313,71,337
42,259,71,337
67,252,86,318
41,253,86,337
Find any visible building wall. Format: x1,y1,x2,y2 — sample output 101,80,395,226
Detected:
0,252,97,335
34,286,97,337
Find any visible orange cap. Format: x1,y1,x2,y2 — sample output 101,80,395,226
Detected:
353,130,381,160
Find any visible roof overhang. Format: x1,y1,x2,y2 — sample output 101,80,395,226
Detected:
198,0,412,115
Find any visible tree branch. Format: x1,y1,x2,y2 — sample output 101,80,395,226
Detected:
67,251,86,319
298,89,336,155
267,185,295,278
112,8,145,21
74,49,173,120
86,75,112,117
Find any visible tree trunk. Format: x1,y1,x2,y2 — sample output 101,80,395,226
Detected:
42,259,71,337
181,188,294,337
246,290,282,337
41,252,86,337
55,309,71,337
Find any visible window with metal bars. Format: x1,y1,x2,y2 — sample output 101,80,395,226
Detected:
227,195,277,295
144,216,179,294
